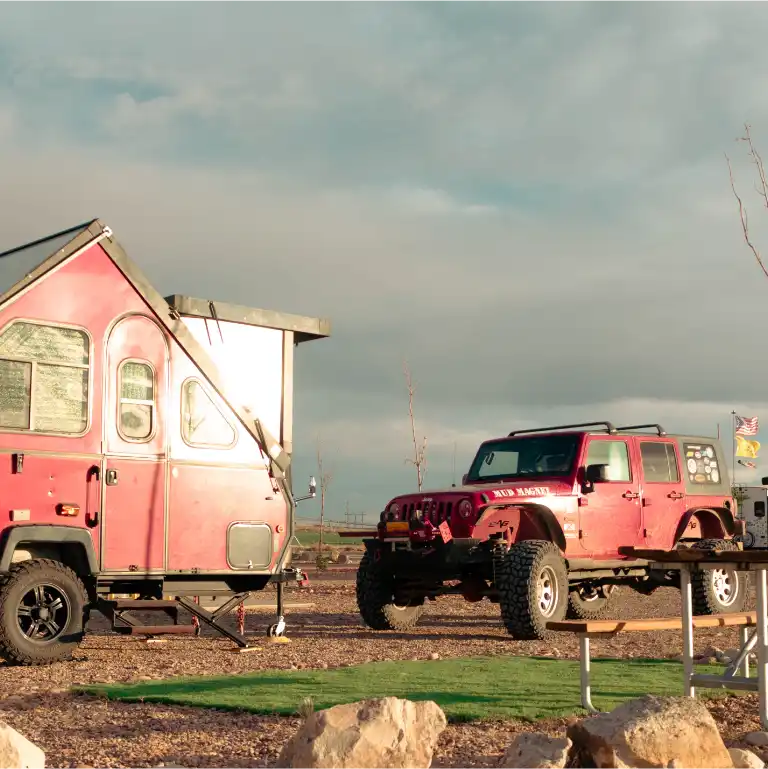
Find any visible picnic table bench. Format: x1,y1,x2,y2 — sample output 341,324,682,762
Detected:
546,612,757,713
548,546,768,726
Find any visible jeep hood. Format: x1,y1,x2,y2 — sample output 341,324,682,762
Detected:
390,479,574,505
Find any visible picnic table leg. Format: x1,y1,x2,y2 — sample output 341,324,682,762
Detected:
680,566,694,698
757,568,768,729
579,634,598,714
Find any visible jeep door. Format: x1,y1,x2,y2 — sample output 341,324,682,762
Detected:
578,435,643,555
636,439,685,548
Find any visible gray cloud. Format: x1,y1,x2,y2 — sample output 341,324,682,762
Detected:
2,4,768,519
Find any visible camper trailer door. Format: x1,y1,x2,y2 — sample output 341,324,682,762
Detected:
101,314,169,572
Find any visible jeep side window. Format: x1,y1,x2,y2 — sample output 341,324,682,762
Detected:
181,379,237,449
639,442,680,483
0,321,89,434
118,360,155,441
584,440,631,482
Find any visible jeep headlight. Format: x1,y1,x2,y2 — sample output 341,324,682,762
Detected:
388,502,401,518
458,499,473,519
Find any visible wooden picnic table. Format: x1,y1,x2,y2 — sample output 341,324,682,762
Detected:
621,546,768,728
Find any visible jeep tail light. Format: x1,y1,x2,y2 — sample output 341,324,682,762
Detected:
458,499,473,519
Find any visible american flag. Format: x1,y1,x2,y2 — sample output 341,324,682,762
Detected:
739,459,758,469
735,415,759,436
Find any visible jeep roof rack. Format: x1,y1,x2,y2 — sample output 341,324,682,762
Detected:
508,421,617,437
616,423,667,436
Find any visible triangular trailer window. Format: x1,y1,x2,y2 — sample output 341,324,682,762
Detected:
0,222,92,299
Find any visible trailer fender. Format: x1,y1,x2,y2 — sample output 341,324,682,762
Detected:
673,507,736,544
473,504,566,552
0,525,99,575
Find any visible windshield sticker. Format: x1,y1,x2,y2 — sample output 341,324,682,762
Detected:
491,487,551,499
683,442,720,484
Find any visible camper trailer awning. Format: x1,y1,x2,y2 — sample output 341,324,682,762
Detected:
164,295,331,344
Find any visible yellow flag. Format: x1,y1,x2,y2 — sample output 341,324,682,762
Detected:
736,435,761,459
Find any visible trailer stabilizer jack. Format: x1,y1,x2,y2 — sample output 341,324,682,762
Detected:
177,592,255,648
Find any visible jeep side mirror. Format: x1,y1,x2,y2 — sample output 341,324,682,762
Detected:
461,473,468,485
294,476,317,504
586,464,610,484
762,476,768,486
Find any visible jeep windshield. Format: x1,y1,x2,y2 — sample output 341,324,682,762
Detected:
465,434,580,483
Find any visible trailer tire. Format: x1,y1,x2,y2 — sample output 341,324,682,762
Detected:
496,540,568,640
356,551,424,631
689,538,749,615
566,584,616,620
0,558,88,665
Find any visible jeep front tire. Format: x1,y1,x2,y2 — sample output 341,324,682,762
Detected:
0,558,89,665
689,538,749,615
356,551,425,631
496,540,568,640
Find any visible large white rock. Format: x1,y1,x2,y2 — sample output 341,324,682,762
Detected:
500,733,572,768
567,695,733,768
276,696,447,768
0,721,44,768
729,748,765,769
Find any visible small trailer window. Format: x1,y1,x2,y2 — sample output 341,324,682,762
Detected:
181,379,236,449
118,360,155,441
0,321,89,434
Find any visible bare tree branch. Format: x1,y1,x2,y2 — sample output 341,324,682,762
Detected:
403,361,427,492
316,437,333,553
726,141,768,280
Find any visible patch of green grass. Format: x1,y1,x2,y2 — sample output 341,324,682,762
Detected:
294,530,364,547
79,655,736,722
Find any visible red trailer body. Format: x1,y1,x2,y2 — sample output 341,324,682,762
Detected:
0,220,329,664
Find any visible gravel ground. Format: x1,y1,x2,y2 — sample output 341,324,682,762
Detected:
0,580,764,767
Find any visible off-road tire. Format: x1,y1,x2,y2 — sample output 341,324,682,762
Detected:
689,538,749,615
0,558,88,665
356,551,425,631
496,540,568,640
566,585,616,620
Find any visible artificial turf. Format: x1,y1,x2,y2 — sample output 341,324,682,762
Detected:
79,654,736,722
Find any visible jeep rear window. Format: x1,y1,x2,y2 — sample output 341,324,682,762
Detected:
466,434,579,482
682,442,721,485
640,442,680,483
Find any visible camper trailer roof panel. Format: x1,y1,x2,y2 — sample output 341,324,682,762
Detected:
164,295,331,343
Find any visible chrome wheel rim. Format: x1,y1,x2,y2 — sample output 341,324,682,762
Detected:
537,566,559,617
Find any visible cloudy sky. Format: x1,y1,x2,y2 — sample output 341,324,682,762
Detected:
2,3,768,523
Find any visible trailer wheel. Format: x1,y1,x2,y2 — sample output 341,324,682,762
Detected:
496,540,568,640
566,584,616,620
356,551,424,631
0,558,88,665
689,538,749,615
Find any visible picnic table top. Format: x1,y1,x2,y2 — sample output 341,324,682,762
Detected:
620,546,768,564
547,611,758,634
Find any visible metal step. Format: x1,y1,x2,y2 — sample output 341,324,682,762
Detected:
117,624,197,636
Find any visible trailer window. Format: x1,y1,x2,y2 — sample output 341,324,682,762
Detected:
181,379,236,448
118,360,155,441
0,321,89,434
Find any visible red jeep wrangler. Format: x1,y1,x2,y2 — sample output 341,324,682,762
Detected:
353,422,746,640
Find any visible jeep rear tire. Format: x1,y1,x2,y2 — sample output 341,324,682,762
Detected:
496,540,568,640
356,551,425,631
566,584,616,620
0,558,88,665
689,538,749,615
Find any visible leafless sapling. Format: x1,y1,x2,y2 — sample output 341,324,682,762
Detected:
403,361,427,491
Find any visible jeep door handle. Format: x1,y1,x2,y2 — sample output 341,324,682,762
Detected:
622,491,639,500
667,492,684,500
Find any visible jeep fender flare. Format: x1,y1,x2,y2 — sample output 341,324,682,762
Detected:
474,503,567,553
0,525,99,575
673,506,736,544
